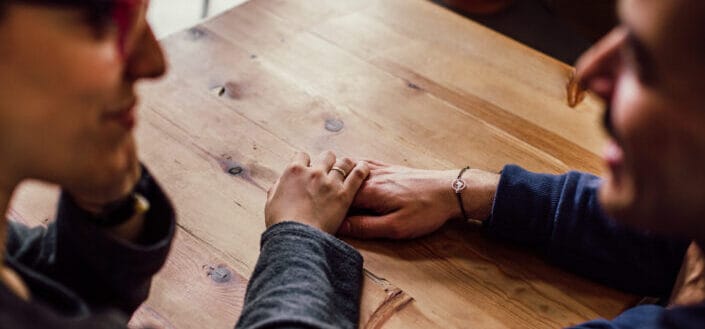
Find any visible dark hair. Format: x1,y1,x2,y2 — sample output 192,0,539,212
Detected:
0,0,115,26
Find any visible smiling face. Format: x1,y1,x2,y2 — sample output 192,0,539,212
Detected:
0,1,165,195
576,0,705,238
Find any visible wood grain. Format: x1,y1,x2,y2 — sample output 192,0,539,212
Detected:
8,0,637,328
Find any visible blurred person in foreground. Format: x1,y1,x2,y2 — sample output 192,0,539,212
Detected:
0,0,174,327
0,0,370,328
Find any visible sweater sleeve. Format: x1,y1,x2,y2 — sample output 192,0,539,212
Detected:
6,165,176,315
567,303,705,329
235,221,363,329
484,164,689,297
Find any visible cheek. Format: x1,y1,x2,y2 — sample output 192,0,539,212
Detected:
35,44,123,149
44,42,124,142
21,27,122,94
62,41,123,96
610,74,705,226
2,41,123,135
609,75,665,198
610,74,643,142
609,71,677,162
15,42,123,158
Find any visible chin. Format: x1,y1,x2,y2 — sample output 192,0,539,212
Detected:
598,177,638,225
600,181,682,237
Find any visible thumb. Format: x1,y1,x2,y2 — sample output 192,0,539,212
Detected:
338,214,397,239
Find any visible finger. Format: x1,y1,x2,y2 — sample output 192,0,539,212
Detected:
574,27,626,90
360,159,388,168
343,161,370,193
337,214,396,239
292,151,311,167
266,178,279,202
329,157,356,181
313,150,336,172
350,180,378,209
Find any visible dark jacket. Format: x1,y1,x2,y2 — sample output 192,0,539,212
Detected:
0,166,175,328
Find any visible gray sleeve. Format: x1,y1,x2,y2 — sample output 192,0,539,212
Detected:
235,222,363,329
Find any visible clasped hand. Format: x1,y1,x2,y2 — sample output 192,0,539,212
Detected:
266,153,499,239
265,151,369,235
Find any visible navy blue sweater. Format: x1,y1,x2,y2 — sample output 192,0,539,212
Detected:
237,165,703,328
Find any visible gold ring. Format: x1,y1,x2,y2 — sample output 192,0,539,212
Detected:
330,166,348,179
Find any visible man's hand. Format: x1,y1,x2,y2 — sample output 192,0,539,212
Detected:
669,242,705,307
265,151,370,235
338,161,499,239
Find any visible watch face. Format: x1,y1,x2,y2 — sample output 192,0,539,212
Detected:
451,178,467,193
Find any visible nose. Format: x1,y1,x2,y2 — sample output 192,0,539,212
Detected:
574,26,627,103
124,26,166,82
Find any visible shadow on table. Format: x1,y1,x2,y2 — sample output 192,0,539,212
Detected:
348,219,637,319
432,0,594,65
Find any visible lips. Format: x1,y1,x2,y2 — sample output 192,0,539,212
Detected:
103,98,137,130
604,140,624,187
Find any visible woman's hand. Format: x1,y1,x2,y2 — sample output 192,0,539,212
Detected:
265,151,370,235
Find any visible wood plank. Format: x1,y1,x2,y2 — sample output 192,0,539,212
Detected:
177,9,574,174
135,82,450,328
256,0,608,159
8,181,59,227
128,228,248,329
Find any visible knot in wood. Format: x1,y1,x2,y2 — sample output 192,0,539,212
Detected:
210,85,226,97
228,166,244,176
324,118,344,132
188,28,206,40
206,265,232,283
406,81,421,90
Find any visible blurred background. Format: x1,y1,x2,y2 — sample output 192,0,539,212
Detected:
148,0,617,65
148,0,247,38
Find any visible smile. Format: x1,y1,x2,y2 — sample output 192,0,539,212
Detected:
103,98,137,130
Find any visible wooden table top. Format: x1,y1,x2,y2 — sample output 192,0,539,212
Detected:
10,0,638,328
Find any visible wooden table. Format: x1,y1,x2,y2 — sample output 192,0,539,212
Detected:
9,0,638,328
